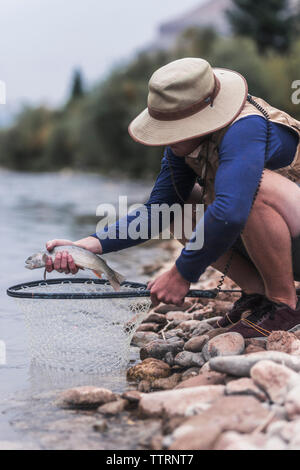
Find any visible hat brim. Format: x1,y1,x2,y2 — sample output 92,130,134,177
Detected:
128,68,248,146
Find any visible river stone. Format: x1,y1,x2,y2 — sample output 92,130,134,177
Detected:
200,361,212,373
164,352,175,366
189,323,213,338
151,373,182,391
251,360,300,404
202,333,245,361
174,351,205,368
127,358,171,382
131,331,159,348
93,419,108,432
181,367,200,380
191,312,204,321
210,351,300,377
56,386,117,409
205,316,223,326
140,339,184,361
178,320,204,333
184,335,209,353
122,390,142,404
170,396,270,450
206,327,229,340
154,303,192,314
162,329,183,340
138,380,152,393
97,398,128,415
225,378,267,402
245,344,266,354
137,323,161,333
271,420,300,443
267,331,300,355
285,384,300,420
166,311,194,323
143,313,167,325
138,385,225,419
245,338,267,348
176,371,226,389
213,432,267,451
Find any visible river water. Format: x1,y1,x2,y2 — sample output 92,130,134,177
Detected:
0,169,169,448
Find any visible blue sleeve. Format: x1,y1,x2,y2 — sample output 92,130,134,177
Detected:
92,147,197,253
176,116,269,282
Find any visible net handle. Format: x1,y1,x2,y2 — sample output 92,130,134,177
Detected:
7,278,242,300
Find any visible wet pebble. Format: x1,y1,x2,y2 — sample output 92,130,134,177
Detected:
184,335,209,353
127,358,171,382
174,351,205,368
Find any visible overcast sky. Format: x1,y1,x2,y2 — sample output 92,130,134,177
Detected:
0,0,201,110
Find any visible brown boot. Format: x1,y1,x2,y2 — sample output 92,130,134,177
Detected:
214,292,265,329
227,299,300,339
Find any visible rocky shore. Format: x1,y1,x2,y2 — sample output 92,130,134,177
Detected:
50,244,300,451
5,241,300,450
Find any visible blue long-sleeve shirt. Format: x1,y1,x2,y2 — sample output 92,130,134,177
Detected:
93,115,299,282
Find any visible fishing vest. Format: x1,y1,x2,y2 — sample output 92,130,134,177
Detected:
185,96,300,205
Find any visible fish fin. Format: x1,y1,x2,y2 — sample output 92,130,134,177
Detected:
92,270,103,279
107,271,126,292
44,268,47,281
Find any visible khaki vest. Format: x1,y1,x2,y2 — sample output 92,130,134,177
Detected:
185,96,300,205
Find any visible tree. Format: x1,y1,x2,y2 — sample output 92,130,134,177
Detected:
226,0,299,55
69,68,85,102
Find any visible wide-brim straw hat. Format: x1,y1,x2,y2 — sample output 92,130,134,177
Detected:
128,58,248,146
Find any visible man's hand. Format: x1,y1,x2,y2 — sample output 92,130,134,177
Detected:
147,265,190,307
45,237,102,275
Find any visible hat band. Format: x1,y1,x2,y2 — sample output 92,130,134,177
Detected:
148,75,221,122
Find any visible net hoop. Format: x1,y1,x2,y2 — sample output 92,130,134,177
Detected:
7,278,241,300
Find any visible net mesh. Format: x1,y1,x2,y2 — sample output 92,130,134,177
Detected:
14,280,151,374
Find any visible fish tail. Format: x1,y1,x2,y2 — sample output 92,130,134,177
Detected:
114,270,126,285
107,271,125,292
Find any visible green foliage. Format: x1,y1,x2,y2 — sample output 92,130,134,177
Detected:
69,68,85,102
0,28,300,177
227,0,299,55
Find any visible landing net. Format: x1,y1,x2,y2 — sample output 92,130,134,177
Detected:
7,279,151,373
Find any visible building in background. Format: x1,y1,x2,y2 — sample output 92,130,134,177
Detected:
150,0,300,51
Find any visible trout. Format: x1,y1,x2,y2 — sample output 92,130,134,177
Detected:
25,245,125,291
